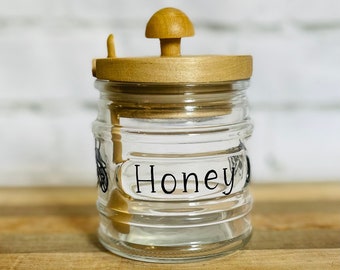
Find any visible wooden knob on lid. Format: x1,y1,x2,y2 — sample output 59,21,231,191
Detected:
145,7,194,57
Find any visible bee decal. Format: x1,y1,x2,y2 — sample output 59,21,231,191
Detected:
95,140,108,193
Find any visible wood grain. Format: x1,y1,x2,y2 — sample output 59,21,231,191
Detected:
94,55,252,83
0,182,339,269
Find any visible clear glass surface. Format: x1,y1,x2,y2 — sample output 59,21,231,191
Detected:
92,80,253,263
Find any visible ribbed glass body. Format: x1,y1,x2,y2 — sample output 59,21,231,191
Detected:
92,80,253,263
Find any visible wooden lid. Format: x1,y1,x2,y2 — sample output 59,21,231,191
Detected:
92,7,252,83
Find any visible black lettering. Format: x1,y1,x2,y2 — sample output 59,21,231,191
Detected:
161,173,177,194
223,167,235,195
135,164,156,193
182,172,199,193
205,170,218,190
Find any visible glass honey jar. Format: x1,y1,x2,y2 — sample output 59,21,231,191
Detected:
92,7,253,263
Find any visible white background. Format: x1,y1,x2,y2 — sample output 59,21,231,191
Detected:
1,0,340,186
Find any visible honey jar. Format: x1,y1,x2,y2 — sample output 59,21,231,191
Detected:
92,7,253,263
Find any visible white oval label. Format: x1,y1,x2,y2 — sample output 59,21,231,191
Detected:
115,151,249,201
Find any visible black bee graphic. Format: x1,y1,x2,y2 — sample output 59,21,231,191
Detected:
95,140,108,193
245,155,251,187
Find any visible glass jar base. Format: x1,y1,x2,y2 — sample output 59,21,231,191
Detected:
97,188,253,263
98,228,252,263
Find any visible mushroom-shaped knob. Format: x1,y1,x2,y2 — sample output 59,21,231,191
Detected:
145,7,195,57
